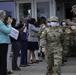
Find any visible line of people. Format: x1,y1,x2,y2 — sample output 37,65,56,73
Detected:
0,4,76,75
0,12,45,75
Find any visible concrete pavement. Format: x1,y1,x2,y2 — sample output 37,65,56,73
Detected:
8,57,76,75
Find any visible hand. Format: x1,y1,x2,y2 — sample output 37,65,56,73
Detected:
71,5,76,14
19,26,25,33
7,17,12,24
42,48,46,53
28,34,35,37
65,19,71,24
65,28,71,34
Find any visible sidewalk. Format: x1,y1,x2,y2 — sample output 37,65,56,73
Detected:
8,57,76,75
61,58,76,75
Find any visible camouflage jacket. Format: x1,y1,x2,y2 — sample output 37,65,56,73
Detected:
40,26,63,52
69,30,76,46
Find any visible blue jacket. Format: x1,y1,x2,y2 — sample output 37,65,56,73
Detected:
0,20,12,44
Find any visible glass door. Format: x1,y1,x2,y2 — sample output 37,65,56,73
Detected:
36,1,50,19
19,3,31,19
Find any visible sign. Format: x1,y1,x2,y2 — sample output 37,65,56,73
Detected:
9,27,19,40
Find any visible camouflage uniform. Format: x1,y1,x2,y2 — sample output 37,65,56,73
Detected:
40,26,63,75
61,30,70,64
69,30,76,56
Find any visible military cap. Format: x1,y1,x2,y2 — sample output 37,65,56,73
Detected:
71,26,76,30
47,18,51,22
50,16,58,21
47,16,58,22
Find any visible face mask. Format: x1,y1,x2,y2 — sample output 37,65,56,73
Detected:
57,23,59,26
50,22,58,27
62,22,66,26
47,23,51,26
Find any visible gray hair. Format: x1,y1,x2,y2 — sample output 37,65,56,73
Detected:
0,10,6,18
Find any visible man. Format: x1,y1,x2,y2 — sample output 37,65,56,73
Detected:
61,27,71,65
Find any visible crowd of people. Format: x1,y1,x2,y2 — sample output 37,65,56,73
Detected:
0,4,76,75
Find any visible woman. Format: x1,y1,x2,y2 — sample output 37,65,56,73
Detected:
11,18,25,70
40,16,71,75
3,15,13,74
28,18,40,63
0,10,12,75
19,17,29,67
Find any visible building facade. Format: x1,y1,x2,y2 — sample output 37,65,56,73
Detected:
0,0,76,22
15,0,56,22
15,0,76,22
0,0,15,17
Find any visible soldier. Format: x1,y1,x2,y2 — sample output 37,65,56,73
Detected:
69,26,76,56
61,27,71,65
40,16,63,75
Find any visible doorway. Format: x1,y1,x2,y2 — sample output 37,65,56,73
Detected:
64,3,74,20
19,3,31,19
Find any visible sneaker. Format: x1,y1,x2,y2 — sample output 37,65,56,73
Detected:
13,67,21,71
20,65,26,67
26,64,30,66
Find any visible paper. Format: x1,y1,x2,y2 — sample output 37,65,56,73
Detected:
23,27,27,33
9,27,19,40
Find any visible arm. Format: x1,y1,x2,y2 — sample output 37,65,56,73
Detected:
30,27,45,37
40,28,47,48
0,23,12,34
31,25,40,32
68,22,76,26
40,29,47,53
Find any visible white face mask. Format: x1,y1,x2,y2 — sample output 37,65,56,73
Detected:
62,22,66,26
50,22,58,27
47,23,51,26
57,23,59,26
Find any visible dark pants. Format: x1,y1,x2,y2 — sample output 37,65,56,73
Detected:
0,44,8,75
20,41,28,65
12,41,20,69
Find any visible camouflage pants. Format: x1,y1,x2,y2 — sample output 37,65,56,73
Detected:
62,45,69,63
45,50,62,75
45,52,53,75
53,50,62,75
